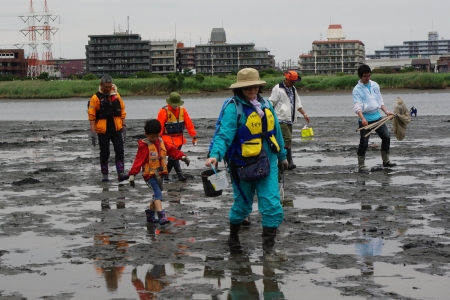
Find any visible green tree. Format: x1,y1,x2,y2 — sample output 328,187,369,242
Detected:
182,68,193,77
0,75,15,81
83,73,98,80
176,74,185,87
37,72,50,81
194,73,205,82
136,71,152,78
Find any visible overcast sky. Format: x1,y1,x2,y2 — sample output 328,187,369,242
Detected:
1,0,449,65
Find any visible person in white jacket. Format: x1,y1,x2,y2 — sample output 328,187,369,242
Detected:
269,70,310,170
353,64,396,172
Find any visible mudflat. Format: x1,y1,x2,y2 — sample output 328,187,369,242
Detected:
0,115,449,299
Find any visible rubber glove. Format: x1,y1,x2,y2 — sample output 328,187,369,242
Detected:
90,131,98,146
122,126,127,143
279,160,288,171
192,136,198,145
129,175,135,187
181,156,190,167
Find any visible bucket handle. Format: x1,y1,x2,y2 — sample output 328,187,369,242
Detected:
211,165,218,177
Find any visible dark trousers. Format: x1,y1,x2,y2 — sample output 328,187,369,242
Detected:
357,119,390,156
98,130,124,166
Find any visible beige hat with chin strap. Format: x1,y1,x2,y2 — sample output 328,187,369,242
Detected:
229,68,266,89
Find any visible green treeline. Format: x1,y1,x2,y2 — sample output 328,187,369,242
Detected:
0,73,449,99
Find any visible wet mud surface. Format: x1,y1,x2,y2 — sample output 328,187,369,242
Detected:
0,116,449,299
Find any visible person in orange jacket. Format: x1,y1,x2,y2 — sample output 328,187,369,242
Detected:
157,92,197,182
128,119,190,225
87,74,128,182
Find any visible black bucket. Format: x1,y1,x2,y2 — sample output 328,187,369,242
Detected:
201,169,223,197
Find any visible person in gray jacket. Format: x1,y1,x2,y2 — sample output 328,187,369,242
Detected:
269,70,310,170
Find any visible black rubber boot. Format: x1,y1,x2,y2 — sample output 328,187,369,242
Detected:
166,159,174,175
262,227,277,255
101,164,109,182
381,151,397,167
241,216,251,227
115,161,129,182
262,227,287,261
286,148,296,170
228,223,243,253
173,160,187,181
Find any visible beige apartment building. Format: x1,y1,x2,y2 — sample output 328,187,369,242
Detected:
195,28,271,75
299,24,365,75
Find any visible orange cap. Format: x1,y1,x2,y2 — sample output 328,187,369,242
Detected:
284,70,301,82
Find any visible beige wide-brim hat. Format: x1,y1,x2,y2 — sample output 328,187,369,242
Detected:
229,68,266,89
166,92,184,106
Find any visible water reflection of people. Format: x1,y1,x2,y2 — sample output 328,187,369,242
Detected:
226,257,284,299
355,233,383,276
94,233,129,291
262,265,285,299
132,265,170,300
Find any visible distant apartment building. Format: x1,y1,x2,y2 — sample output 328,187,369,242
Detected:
150,40,177,75
367,31,450,59
53,58,86,78
195,28,272,74
85,32,151,76
177,43,195,72
0,49,28,77
299,24,365,75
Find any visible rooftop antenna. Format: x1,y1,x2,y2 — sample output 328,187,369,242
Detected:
113,16,115,34
127,16,129,34
175,23,176,40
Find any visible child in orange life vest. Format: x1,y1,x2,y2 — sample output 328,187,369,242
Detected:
128,119,190,225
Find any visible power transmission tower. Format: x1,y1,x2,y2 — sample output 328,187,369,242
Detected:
16,0,59,77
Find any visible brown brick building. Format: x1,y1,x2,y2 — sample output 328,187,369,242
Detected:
0,49,28,77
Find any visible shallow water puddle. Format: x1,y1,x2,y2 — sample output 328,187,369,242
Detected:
308,238,402,257
293,154,354,167
298,180,339,187
0,148,92,162
394,214,447,237
293,196,360,210
372,262,450,299
0,231,89,267
281,261,365,300
390,175,448,186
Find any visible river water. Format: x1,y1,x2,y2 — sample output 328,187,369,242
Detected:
0,91,448,121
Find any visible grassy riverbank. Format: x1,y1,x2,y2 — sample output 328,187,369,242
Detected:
1,73,449,99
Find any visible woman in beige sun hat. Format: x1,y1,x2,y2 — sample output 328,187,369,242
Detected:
205,68,288,261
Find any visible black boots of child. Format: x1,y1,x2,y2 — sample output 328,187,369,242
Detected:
166,159,186,182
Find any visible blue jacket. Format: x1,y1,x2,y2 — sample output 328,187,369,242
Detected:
353,80,384,122
209,95,286,163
